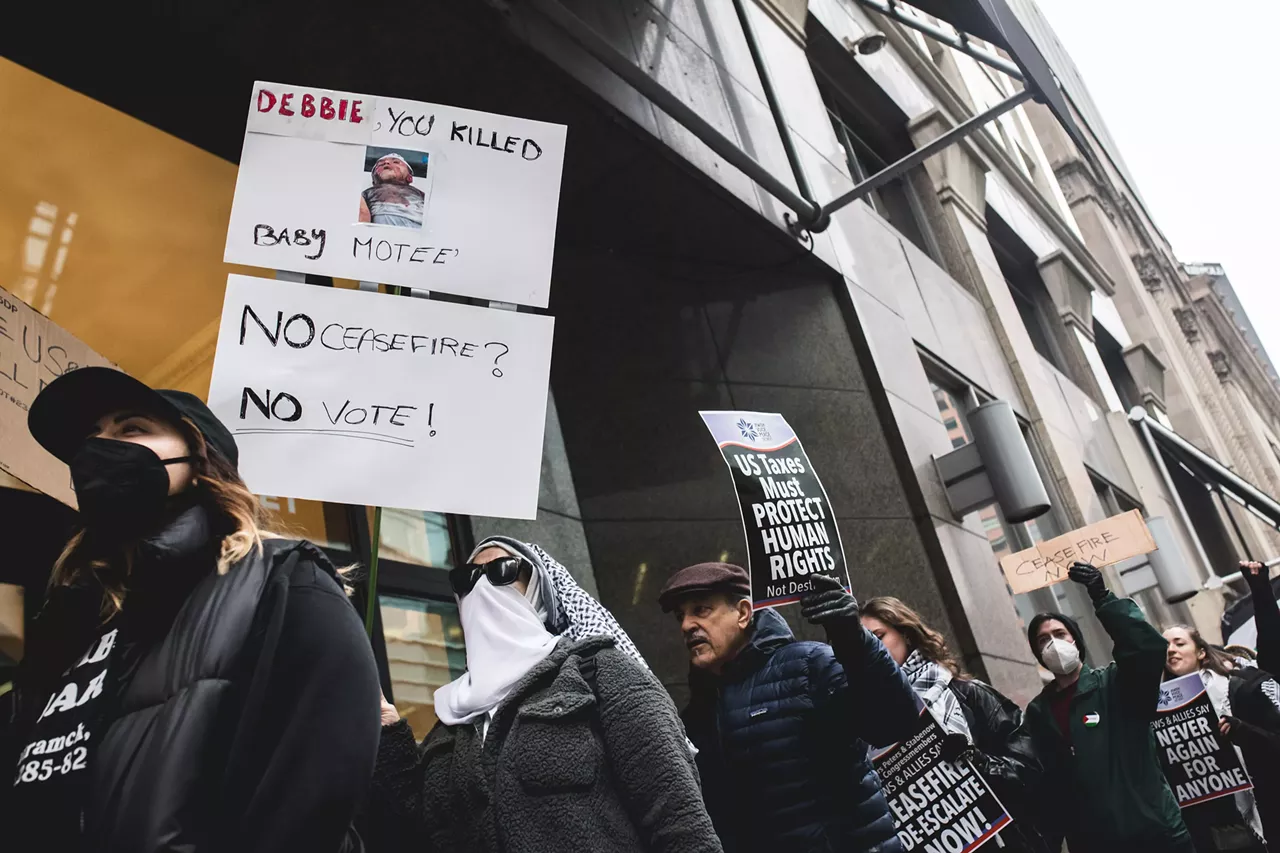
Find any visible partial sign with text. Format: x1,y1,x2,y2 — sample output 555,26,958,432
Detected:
700,411,849,609
207,275,553,518
1154,672,1252,807
998,509,1156,595
226,81,566,307
874,711,1012,853
0,285,115,506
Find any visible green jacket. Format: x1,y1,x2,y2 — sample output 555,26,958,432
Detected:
1025,594,1189,853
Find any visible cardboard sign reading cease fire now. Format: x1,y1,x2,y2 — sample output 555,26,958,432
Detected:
998,509,1156,595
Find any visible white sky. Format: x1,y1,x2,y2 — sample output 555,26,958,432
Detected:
1033,0,1280,362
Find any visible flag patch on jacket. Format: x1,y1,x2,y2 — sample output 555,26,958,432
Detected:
1082,712,1100,727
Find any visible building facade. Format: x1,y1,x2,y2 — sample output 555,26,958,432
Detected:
3,0,1276,728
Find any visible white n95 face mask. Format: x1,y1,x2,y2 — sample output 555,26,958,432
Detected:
1041,637,1080,675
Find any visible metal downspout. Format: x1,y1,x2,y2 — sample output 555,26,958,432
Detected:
729,0,826,231
1131,408,1215,583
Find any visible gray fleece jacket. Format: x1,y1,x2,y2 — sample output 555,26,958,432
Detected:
370,635,722,853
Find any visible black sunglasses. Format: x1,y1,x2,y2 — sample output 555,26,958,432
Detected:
449,555,528,596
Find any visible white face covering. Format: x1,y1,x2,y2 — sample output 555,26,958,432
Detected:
1041,637,1081,676
433,575,560,727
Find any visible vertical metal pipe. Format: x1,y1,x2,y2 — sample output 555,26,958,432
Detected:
730,0,816,208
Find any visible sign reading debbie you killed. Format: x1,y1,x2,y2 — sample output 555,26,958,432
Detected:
1154,672,1252,807
700,411,849,609
207,275,553,519
874,711,1011,853
226,81,566,307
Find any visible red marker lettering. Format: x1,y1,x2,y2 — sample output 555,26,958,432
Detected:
256,89,277,113
338,99,348,121
320,96,335,120
301,93,315,118
279,93,295,116
350,100,364,123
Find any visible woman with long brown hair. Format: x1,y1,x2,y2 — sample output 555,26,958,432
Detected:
1164,625,1280,852
4,368,380,853
860,596,1050,853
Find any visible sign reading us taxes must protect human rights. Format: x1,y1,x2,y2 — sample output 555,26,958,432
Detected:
225,81,566,307
700,411,850,610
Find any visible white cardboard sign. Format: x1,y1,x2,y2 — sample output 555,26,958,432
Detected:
226,81,566,308
207,274,554,518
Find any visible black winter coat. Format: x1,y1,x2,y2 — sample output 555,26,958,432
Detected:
683,609,919,853
1237,568,1280,846
947,679,1050,853
4,507,381,852
369,635,720,853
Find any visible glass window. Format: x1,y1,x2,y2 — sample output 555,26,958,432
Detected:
378,508,455,568
381,595,466,738
931,382,972,449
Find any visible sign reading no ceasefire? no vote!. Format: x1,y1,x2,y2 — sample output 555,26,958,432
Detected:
207,274,554,519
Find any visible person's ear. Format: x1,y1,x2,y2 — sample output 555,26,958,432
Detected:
735,598,752,630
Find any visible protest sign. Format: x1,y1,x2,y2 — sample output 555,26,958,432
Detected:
226,81,566,308
0,285,115,506
1153,672,1252,807
874,710,1012,853
998,509,1156,595
207,274,553,518
700,411,849,609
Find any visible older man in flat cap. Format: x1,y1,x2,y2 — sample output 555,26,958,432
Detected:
660,563,917,853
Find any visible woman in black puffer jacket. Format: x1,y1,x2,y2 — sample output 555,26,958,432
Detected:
861,597,1052,853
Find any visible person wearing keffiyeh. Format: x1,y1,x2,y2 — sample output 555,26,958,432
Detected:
367,537,721,853
861,597,1053,853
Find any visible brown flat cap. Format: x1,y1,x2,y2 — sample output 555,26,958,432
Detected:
658,562,751,611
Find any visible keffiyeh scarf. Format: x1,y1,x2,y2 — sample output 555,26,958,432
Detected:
901,649,971,740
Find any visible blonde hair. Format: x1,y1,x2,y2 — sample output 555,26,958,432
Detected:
50,417,281,620
860,596,969,678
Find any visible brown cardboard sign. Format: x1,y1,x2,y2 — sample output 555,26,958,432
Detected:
998,509,1156,595
0,286,115,507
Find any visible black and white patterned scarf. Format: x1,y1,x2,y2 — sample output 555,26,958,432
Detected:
901,649,971,740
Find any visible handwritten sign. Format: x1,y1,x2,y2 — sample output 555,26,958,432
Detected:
1154,672,1252,807
700,411,850,610
998,509,1155,595
207,275,553,518
0,285,115,506
226,81,566,307
874,711,1012,853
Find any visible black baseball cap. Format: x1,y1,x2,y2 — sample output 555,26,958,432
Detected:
28,367,239,469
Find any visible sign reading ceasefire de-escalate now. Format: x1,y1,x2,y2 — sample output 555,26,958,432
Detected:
998,509,1156,595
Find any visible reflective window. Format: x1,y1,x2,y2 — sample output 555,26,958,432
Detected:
378,508,455,568
381,595,466,737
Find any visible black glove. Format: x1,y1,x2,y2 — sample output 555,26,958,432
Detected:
938,733,970,763
1242,561,1271,595
799,573,858,626
1068,561,1109,604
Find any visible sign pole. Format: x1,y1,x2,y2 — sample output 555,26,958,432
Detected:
364,505,384,636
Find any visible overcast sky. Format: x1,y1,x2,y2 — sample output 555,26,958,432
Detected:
1033,0,1280,361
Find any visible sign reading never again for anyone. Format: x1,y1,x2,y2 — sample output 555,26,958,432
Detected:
873,710,1012,853
1154,672,1253,807
0,284,114,506
997,509,1157,595
700,411,850,609
225,81,567,307
207,274,554,519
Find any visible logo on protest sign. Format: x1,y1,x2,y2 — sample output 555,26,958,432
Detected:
700,411,849,610
874,711,1012,853
226,81,566,308
208,274,553,519
997,509,1156,595
1153,672,1252,807
0,285,115,506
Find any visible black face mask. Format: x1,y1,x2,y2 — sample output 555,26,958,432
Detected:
69,438,195,537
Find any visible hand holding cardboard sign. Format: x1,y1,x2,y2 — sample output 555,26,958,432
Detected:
1068,561,1110,603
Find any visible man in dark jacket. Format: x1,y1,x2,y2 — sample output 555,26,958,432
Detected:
1024,562,1191,853
659,562,919,853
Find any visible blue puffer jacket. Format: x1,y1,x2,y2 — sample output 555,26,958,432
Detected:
682,609,918,853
